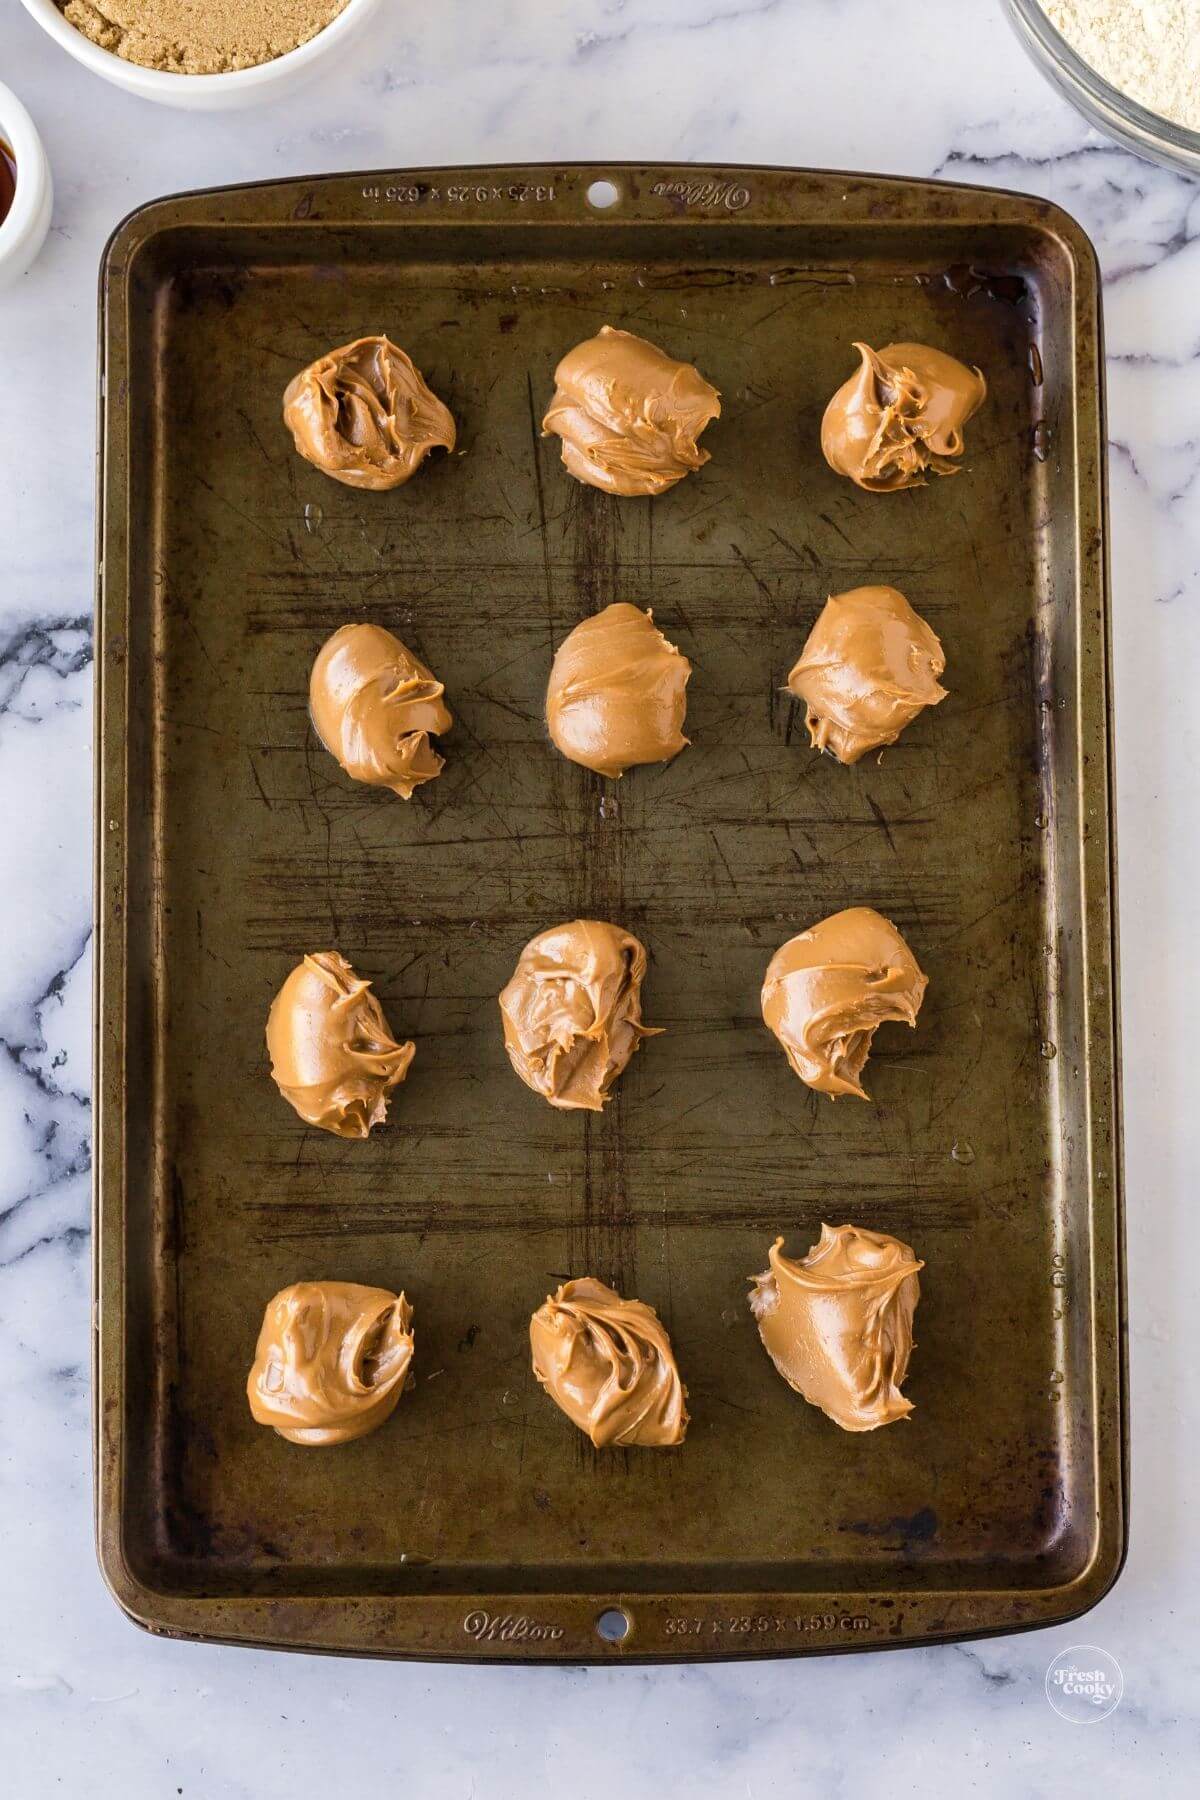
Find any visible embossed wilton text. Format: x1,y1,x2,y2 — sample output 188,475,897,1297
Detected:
462,1610,565,1643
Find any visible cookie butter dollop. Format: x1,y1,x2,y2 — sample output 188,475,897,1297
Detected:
267,951,415,1136
499,920,660,1111
749,1226,923,1431
787,585,947,764
546,602,691,777
821,341,986,492
283,335,455,490
310,622,453,799
542,325,720,496
762,908,927,1099
530,1277,688,1447
247,1281,414,1446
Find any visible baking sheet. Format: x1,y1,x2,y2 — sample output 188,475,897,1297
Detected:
94,164,1125,1660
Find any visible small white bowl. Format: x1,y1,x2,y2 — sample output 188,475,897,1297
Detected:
19,0,381,111
0,81,53,288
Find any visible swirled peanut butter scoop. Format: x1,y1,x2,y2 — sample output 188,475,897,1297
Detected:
283,335,455,490
787,585,947,764
749,1226,922,1431
499,920,660,1111
247,1281,414,1446
821,341,986,492
310,622,452,799
762,908,927,1099
546,603,691,777
542,325,720,496
530,1277,688,1447
267,951,415,1136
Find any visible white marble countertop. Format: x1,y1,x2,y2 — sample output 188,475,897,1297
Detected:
1,0,1195,1791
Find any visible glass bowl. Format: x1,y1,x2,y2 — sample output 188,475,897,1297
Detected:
1003,0,1200,177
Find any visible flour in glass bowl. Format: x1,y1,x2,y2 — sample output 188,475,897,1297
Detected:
1042,2,1200,131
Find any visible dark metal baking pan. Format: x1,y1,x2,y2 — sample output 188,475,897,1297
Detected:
94,164,1125,1661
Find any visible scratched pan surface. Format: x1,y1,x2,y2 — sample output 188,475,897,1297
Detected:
94,166,1125,1661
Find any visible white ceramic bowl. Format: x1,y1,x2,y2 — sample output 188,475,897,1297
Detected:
19,0,382,111
0,81,53,288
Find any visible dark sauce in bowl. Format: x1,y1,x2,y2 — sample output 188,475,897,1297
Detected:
0,139,16,227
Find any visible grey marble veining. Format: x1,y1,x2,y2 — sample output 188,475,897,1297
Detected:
1,0,1196,1791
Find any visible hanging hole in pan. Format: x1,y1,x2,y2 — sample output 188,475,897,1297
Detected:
586,179,621,211
595,1606,631,1643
